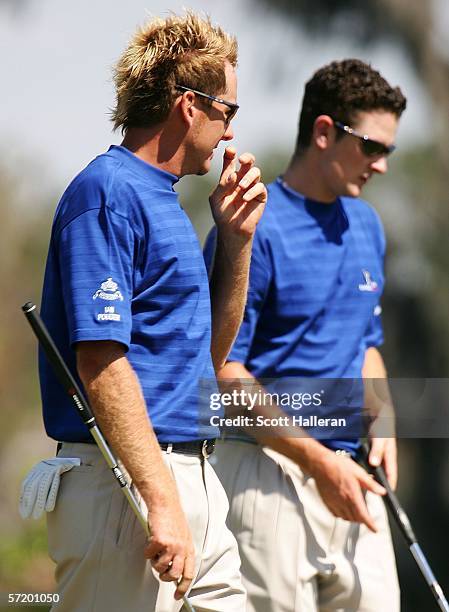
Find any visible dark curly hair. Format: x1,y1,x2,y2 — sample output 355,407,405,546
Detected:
295,59,407,153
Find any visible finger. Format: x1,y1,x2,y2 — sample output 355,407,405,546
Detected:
368,437,385,467
242,182,267,203
46,471,61,512
344,478,378,532
238,166,261,191
235,152,256,183
174,550,195,600
33,468,54,519
237,152,255,168
159,554,184,583
152,552,175,574
220,147,237,183
19,470,40,518
144,539,164,560
384,441,398,490
210,148,238,203
355,496,378,533
356,465,386,496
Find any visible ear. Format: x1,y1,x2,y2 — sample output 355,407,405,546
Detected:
312,115,334,151
177,90,196,128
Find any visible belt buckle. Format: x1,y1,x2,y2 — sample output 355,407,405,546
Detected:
335,449,351,458
201,440,215,459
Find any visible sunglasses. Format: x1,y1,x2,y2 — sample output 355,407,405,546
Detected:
334,120,396,157
176,85,239,125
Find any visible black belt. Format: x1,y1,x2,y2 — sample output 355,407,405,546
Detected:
160,439,216,458
57,439,216,458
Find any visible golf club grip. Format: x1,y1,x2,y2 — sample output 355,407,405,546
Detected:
361,442,416,546
22,302,95,427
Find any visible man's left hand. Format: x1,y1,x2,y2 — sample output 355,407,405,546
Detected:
209,147,267,238
368,436,397,490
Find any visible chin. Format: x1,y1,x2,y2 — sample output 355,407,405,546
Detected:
345,183,363,198
196,159,212,176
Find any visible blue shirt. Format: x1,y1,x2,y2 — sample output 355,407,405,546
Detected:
204,178,385,454
40,145,218,443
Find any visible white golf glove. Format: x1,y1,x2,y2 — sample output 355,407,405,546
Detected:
19,457,81,519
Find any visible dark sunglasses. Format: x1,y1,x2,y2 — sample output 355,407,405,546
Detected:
334,120,396,157
176,84,239,125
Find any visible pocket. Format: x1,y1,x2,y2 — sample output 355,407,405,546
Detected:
57,454,95,473
115,493,130,547
47,467,98,564
214,443,258,540
115,484,148,550
65,462,95,473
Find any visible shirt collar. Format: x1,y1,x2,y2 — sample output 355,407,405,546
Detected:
107,145,179,189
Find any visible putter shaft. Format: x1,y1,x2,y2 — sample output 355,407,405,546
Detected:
361,443,449,612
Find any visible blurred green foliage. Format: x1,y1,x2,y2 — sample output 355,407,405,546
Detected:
0,522,50,587
0,162,56,595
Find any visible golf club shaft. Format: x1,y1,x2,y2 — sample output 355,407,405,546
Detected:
22,302,195,612
362,442,449,612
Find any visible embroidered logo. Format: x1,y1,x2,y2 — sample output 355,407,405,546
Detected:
93,278,124,301
97,306,121,322
358,269,378,292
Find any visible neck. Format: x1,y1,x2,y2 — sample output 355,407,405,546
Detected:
121,125,187,177
283,150,336,203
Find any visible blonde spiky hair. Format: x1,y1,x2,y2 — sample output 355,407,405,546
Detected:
112,11,238,132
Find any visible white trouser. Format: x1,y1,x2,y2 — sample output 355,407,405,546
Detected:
48,442,246,612
213,440,400,612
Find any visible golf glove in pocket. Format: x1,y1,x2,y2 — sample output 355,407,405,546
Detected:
19,457,81,519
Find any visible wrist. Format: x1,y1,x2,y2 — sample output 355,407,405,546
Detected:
215,229,253,259
271,436,331,477
290,438,334,477
135,466,179,509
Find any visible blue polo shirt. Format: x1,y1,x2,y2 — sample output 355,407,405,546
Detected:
204,177,385,454
40,145,218,443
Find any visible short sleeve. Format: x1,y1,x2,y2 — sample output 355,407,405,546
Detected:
363,207,385,348
56,205,134,349
363,303,384,348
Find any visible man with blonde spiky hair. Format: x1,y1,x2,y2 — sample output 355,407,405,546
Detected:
38,11,266,611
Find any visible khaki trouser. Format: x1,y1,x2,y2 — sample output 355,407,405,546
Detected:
212,440,400,612
48,442,246,612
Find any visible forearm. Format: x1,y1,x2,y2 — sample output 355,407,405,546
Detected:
219,361,387,526
218,361,333,475
76,344,179,509
209,232,253,370
362,347,395,436
362,347,398,485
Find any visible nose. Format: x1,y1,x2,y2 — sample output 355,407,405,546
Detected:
370,156,388,174
221,122,234,142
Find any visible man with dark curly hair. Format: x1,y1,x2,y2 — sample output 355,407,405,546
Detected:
204,59,406,611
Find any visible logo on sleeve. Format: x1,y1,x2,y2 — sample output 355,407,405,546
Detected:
358,269,378,292
97,306,121,322
92,278,124,301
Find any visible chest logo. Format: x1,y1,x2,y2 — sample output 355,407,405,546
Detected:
358,269,378,292
93,277,124,301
